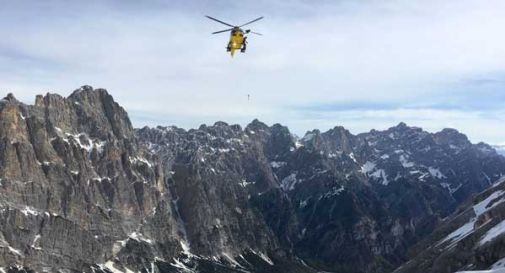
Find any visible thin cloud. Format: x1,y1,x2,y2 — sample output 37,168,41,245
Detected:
0,0,504,144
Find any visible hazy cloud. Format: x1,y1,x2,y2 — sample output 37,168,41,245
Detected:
0,0,504,143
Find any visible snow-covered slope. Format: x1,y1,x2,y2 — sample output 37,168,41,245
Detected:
396,177,505,273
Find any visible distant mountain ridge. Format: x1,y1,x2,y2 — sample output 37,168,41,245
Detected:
0,86,504,273
494,145,505,156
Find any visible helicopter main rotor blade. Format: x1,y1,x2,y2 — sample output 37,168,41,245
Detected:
212,28,233,34
239,16,264,27
249,31,263,36
205,15,235,28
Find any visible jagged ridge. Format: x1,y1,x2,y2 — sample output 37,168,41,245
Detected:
0,86,504,273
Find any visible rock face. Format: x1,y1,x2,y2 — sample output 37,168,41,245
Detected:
0,87,182,272
0,87,504,273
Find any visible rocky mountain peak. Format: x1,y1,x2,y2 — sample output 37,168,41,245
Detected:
433,128,471,148
68,86,133,139
330,125,350,134
246,118,269,133
385,122,424,135
396,121,408,128
197,121,243,140
301,129,321,140
29,86,134,141
2,93,18,103
210,120,229,127
69,84,94,95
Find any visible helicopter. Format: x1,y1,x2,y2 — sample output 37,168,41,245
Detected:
206,15,263,57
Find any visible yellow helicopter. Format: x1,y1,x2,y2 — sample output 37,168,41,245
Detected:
206,15,263,57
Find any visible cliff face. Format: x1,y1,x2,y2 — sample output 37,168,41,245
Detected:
0,87,181,272
0,87,504,273
0,87,299,273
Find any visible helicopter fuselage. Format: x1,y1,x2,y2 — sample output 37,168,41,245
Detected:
206,15,262,57
228,27,246,57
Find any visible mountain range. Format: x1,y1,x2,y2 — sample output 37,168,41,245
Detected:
0,86,504,273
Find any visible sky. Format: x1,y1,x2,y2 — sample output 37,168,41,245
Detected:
0,0,504,144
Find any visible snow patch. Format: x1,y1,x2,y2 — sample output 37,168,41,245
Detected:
399,155,414,168
299,199,309,208
180,240,193,258
492,257,505,269
258,252,274,265
440,190,505,247
493,176,505,188
370,169,389,185
349,152,358,163
250,249,274,265
480,219,505,245
457,269,505,273
31,234,42,250
270,161,286,168
130,157,152,168
98,261,136,273
280,173,298,191
239,179,254,187
473,190,505,216
441,183,462,194
294,140,304,149
128,232,153,245
322,186,345,198
171,258,194,272
428,167,446,179
438,219,476,246
360,161,376,174
328,152,339,158
221,252,241,267
21,206,39,216
8,246,23,257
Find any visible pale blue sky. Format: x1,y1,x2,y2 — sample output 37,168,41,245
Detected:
1,0,504,144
